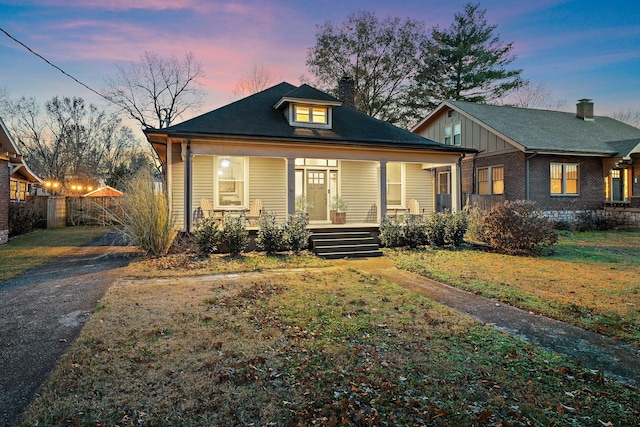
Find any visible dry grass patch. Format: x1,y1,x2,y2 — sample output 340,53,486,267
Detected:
0,226,109,282
21,267,640,426
124,250,331,278
388,230,640,346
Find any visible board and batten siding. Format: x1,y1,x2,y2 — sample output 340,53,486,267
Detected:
170,143,185,228
405,163,434,216
249,157,288,221
340,160,379,222
417,109,515,154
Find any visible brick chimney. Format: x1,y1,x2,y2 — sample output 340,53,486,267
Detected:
576,98,594,121
338,76,355,108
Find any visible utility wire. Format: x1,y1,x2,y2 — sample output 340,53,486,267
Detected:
0,27,113,104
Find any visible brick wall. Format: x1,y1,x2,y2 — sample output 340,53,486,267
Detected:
461,151,526,200
529,155,604,211
0,159,9,244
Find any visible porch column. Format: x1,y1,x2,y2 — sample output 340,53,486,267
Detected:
451,159,460,213
379,160,387,220
287,157,296,216
183,140,193,231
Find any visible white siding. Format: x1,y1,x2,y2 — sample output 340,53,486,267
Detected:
406,163,434,216
170,144,185,228
249,157,288,221
341,161,379,222
193,155,215,213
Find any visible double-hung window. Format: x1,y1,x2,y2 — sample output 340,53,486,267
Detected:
444,124,461,146
477,166,504,195
550,163,578,195
216,156,247,207
386,162,404,207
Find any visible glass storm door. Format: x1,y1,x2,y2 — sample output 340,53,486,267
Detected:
307,170,327,221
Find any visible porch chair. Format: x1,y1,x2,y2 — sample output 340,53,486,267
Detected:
408,199,420,215
200,198,214,218
245,199,263,225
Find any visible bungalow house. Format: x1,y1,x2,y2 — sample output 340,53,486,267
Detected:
413,99,640,227
144,81,472,256
0,117,43,243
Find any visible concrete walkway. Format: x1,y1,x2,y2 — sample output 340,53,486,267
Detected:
0,232,139,427
334,257,640,390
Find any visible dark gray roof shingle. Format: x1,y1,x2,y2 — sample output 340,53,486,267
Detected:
148,82,468,151
448,100,640,156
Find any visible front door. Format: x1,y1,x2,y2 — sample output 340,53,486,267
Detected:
611,169,623,201
307,170,327,221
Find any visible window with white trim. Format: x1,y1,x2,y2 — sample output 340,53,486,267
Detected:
386,162,404,207
550,163,578,195
294,105,328,125
444,124,461,146
477,166,504,195
216,156,247,207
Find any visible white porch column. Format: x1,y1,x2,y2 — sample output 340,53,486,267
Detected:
287,157,296,216
183,140,193,231
379,160,387,220
451,159,460,213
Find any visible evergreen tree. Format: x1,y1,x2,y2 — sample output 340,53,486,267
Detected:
416,3,523,105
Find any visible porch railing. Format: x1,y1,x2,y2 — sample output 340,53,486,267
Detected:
465,193,506,211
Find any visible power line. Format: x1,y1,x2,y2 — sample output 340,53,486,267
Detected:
0,27,113,104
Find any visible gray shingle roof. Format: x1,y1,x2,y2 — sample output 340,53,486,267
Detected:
147,82,468,152
448,100,640,157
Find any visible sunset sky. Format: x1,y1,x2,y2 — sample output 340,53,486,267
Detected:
1,0,639,129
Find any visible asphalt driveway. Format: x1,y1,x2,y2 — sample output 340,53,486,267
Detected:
0,232,139,427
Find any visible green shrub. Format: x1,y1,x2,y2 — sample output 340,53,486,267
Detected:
443,210,468,247
221,215,248,256
193,217,222,255
403,214,427,248
106,170,178,256
481,200,558,255
8,201,40,237
424,212,446,247
283,212,310,253
256,211,283,254
379,216,403,248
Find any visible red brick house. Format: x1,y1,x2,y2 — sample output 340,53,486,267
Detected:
1,118,43,243
413,99,640,226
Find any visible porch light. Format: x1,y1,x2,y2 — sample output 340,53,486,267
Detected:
221,159,230,168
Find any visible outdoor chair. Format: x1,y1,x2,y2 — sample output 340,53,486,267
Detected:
245,199,263,225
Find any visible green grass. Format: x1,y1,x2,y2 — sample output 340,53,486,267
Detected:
20,267,640,426
387,230,640,347
0,226,110,282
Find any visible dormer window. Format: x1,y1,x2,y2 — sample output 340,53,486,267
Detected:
288,103,332,129
295,105,327,125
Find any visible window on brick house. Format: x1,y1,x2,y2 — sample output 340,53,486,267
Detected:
550,163,578,195
477,166,504,195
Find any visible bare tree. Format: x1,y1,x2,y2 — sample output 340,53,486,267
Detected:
232,63,280,98
498,81,567,110
102,51,206,129
8,95,144,190
612,109,640,127
306,10,426,126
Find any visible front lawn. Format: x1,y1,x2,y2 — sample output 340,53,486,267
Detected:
20,254,640,426
387,230,640,347
0,226,110,282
